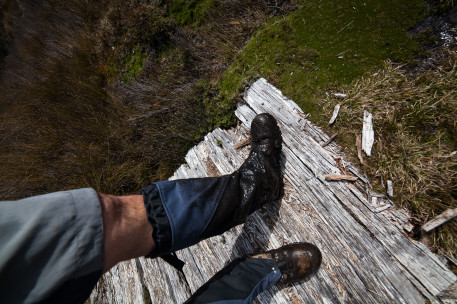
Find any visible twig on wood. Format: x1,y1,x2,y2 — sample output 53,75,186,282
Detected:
322,133,337,147
403,222,414,233
356,134,363,164
295,109,310,120
422,208,457,233
234,137,251,150
325,174,358,182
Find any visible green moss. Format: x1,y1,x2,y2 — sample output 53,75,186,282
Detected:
124,49,148,79
212,0,427,125
167,0,217,27
414,29,438,48
108,48,148,81
157,47,194,83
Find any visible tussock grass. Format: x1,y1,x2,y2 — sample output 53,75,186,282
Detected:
0,0,296,199
0,0,19,69
328,51,457,256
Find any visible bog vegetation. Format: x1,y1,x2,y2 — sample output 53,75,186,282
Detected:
0,0,456,257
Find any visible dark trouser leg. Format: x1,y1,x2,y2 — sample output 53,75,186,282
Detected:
185,258,281,304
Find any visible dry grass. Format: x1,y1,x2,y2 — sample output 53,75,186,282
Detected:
0,0,297,199
327,50,457,256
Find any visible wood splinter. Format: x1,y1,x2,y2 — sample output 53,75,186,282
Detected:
328,104,341,125
362,110,374,156
355,134,364,164
325,174,358,182
322,133,337,147
422,208,457,233
233,137,251,150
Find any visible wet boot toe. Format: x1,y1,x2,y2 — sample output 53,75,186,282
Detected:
252,242,322,285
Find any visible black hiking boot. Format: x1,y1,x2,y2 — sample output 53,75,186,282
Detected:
184,242,322,303
140,113,283,260
251,242,322,285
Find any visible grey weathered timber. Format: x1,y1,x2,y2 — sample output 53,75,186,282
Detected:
90,78,456,303
422,208,457,233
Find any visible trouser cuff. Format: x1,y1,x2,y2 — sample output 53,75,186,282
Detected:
140,184,172,257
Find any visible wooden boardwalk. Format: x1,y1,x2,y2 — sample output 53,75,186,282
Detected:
90,78,456,304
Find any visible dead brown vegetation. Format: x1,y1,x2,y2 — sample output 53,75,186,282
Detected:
0,0,298,199
327,50,457,256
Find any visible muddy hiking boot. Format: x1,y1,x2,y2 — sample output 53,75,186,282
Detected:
250,242,322,285
185,242,322,304
140,113,283,266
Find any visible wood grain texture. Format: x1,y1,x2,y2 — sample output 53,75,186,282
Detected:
90,78,456,303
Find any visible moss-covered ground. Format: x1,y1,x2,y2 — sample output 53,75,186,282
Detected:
215,0,427,123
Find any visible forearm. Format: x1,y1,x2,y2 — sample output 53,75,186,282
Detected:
98,193,155,273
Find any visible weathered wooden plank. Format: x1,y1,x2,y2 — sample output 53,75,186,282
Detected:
237,86,426,302
281,165,423,303
138,258,192,304
242,78,456,297
92,78,456,303
90,260,144,303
